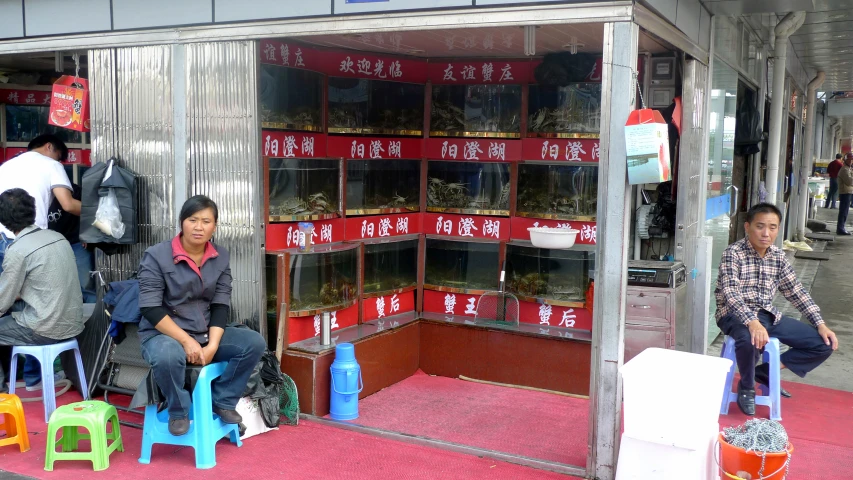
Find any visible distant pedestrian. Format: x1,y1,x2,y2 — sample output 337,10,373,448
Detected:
826,153,844,209
837,154,853,235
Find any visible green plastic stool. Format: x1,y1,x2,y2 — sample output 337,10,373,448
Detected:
45,401,124,471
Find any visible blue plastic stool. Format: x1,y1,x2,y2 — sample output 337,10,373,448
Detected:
719,336,782,421
9,339,89,423
138,362,242,469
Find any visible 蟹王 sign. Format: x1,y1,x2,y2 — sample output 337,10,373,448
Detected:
48,76,89,132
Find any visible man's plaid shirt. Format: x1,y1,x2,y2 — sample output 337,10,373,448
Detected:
715,237,823,327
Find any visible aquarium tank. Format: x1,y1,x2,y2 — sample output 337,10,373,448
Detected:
424,239,499,292
527,83,601,136
427,161,510,215
5,105,83,144
259,64,324,131
506,244,594,306
346,160,421,215
363,240,419,296
516,163,598,220
431,84,521,137
328,78,424,135
268,158,340,221
288,248,358,315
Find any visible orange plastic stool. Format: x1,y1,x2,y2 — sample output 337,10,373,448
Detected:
0,394,30,452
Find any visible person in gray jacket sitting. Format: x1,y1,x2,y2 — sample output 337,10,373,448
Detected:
0,188,84,391
137,195,265,436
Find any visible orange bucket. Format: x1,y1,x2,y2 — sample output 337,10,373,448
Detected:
718,433,793,479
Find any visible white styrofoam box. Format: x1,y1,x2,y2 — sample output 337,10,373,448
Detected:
620,348,732,446
616,430,720,480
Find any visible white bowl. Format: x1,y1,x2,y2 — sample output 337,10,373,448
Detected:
528,227,579,249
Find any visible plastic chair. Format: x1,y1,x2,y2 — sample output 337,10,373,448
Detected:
719,336,782,421
139,362,242,469
9,339,89,423
44,401,123,471
0,394,30,452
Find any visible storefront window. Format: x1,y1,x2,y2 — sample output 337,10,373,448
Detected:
5,105,83,144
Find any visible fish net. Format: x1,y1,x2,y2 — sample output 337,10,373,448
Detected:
278,372,300,426
475,291,520,326
722,419,791,479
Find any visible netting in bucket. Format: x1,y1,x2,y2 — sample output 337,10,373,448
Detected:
719,419,792,480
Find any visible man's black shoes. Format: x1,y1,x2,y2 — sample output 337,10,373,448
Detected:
736,381,756,416
213,406,243,424
755,364,792,398
169,417,190,436
838,230,852,236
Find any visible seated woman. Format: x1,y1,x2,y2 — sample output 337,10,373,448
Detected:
138,195,265,436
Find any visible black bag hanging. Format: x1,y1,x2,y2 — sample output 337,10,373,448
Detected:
80,157,138,246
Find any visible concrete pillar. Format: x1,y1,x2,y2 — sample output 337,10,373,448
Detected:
795,72,825,240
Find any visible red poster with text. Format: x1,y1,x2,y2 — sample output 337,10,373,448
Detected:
426,138,521,162
429,61,529,85
518,300,592,331
48,76,90,132
1,89,52,105
363,291,416,322
320,51,427,83
328,136,423,160
288,303,359,344
424,212,508,241
262,130,326,158
521,138,600,162
423,290,482,317
266,218,344,251
259,40,325,72
4,147,90,166
510,217,597,245
344,213,421,241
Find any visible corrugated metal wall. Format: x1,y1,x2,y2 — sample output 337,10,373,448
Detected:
89,46,176,283
89,42,264,335
185,41,264,332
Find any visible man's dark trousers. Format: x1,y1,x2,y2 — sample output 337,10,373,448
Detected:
717,310,833,389
838,193,852,233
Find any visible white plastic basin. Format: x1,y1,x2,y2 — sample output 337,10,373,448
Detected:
528,227,579,249
620,348,733,447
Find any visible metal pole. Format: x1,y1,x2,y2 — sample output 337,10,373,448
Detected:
172,44,188,221
796,72,825,240
765,12,806,206
587,20,637,480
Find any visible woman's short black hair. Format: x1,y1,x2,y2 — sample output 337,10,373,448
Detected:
179,195,219,225
745,202,782,224
0,188,37,233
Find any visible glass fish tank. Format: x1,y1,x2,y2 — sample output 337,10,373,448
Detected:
516,163,598,220
527,83,602,137
506,244,594,306
259,64,324,131
424,239,499,292
430,84,521,137
288,247,358,316
268,158,340,222
427,161,510,216
5,105,84,144
346,160,421,215
363,239,419,296
328,78,424,135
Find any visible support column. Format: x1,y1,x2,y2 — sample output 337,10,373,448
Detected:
795,72,826,240
765,12,805,206
172,44,188,221
587,21,638,480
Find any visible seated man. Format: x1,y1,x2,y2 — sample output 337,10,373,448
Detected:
0,189,84,391
715,203,838,415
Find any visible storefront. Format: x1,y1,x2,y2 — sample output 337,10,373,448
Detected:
0,2,713,478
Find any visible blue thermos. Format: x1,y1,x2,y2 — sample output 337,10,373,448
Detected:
329,343,363,420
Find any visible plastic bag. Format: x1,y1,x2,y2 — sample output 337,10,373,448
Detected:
93,188,125,239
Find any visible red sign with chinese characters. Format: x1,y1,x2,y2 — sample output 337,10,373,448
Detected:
288,303,359,344
259,40,325,72
3,147,90,166
1,89,52,106
344,213,421,241
424,212,509,241
328,136,423,160
429,61,529,85
363,291,416,322
426,138,521,162
322,51,427,83
518,300,592,331
423,290,482,317
510,217,597,245
262,130,326,158
266,218,344,251
521,138,600,163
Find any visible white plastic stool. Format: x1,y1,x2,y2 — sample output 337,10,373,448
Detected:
9,339,89,422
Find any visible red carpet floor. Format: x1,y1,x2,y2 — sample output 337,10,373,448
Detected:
0,388,579,479
349,370,589,466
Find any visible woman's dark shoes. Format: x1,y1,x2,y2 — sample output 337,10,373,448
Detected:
169,417,190,436
213,406,243,424
754,364,792,398
737,381,756,416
